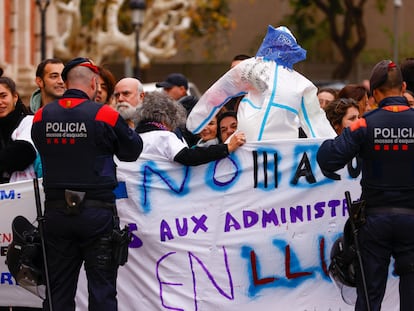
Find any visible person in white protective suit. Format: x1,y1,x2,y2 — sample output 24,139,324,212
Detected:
186,25,336,141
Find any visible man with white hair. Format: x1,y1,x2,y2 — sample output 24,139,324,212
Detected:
113,77,145,128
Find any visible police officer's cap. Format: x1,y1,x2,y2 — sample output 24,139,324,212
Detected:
61,57,99,82
369,59,403,95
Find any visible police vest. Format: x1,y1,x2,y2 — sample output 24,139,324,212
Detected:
360,98,414,191
32,97,119,191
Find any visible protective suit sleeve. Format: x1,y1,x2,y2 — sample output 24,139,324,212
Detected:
186,59,254,134
298,85,337,138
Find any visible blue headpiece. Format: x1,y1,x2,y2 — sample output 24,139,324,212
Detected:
256,25,307,69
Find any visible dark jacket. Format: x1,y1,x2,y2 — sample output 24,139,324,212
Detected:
177,95,199,147
0,101,36,183
32,89,143,201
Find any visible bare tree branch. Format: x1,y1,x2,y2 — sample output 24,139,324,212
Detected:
312,0,368,78
53,0,194,66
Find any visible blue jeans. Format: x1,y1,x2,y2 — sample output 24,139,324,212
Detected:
355,213,414,311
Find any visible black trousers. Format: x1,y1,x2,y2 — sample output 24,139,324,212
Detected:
42,205,117,311
355,212,414,311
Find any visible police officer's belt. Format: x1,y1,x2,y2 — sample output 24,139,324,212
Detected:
45,200,115,210
366,207,414,216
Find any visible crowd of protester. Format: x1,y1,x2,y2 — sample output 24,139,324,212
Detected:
2,51,414,310
8,52,412,193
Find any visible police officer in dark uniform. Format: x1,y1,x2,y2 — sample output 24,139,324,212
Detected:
317,60,414,311
31,57,143,311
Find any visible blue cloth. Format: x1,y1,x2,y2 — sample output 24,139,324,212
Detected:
256,25,306,69
33,154,42,178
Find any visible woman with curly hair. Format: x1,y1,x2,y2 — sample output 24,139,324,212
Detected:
324,98,360,135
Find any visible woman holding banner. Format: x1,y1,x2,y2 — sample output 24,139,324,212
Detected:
134,91,246,166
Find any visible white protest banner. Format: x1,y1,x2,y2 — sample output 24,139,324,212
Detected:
0,139,398,310
78,138,398,310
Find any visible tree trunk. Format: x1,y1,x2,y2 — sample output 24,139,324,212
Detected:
332,59,355,79
314,0,367,80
